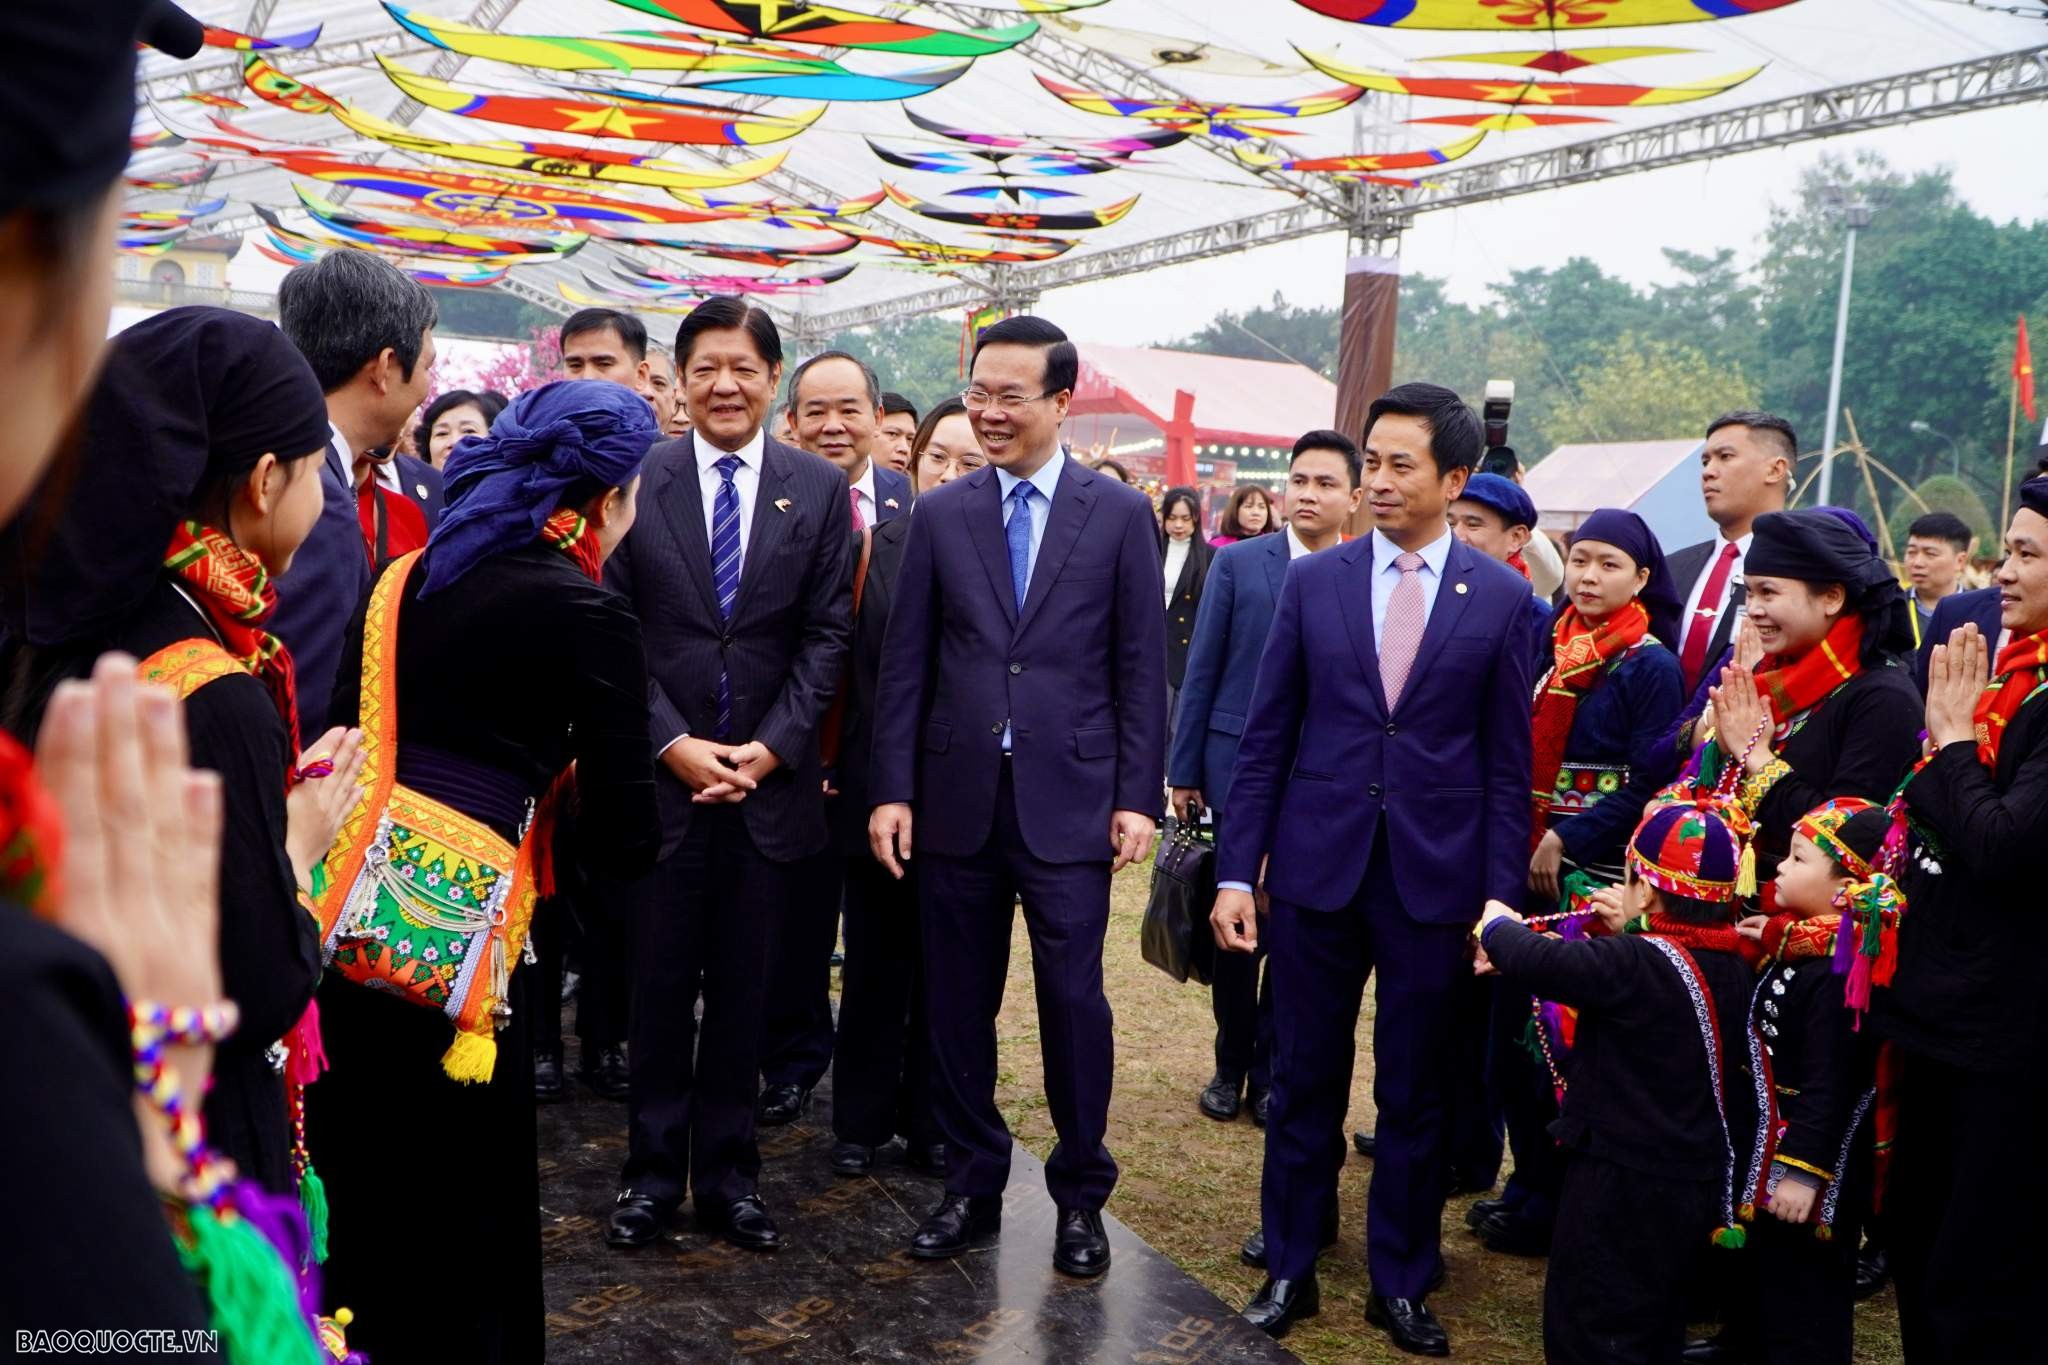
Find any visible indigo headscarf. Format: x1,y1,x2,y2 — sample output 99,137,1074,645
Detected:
1568,508,1683,647
1747,508,1913,665
420,379,657,596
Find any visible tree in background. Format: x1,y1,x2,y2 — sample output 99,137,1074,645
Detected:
430,325,561,403
1553,332,1759,446
1891,473,1995,550
825,315,966,413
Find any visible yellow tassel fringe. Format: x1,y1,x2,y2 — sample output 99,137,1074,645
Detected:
441,1030,497,1085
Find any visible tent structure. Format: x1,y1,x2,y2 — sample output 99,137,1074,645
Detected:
1065,343,1337,488
1524,438,1715,556
125,0,2048,343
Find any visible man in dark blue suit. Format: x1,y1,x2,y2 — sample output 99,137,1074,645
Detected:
273,247,438,731
870,316,1166,1278
759,349,912,1124
1916,585,2003,692
1213,383,1536,1354
1169,431,1363,1127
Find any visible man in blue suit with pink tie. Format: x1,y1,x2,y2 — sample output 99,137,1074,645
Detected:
1213,383,1536,1355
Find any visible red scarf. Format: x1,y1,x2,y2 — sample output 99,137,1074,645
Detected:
1507,550,1532,583
1754,614,1863,728
1974,627,2048,769
1530,599,1650,845
0,728,63,918
1642,912,1744,958
164,522,301,758
540,508,604,582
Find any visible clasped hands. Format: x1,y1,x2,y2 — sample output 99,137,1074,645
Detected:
665,735,781,804
1925,623,1991,751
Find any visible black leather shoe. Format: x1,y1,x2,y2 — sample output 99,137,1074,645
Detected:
1680,1334,1748,1365
830,1141,876,1175
1854,1246,1890,1302
579,1044,631,1102
604,1191,671,1248
756,1083,810,1126
704,1194,781,1252
1240,1210,1341,1269
1199,1073,1244,1121
1478,1209,1552,1257
533,1047,566,1104
1464,1197,1511,1230
1243,1276,1320,1339
906,1142,947,1176
1448,1169,1497,1196
1353,1129,1377,1158
1251,1091,1270,1128
1366,1294,1450,1357
908,1193,1001,1259
1053,1207,1110,1277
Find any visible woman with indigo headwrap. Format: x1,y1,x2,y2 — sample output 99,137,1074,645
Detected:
307,379,663,1365
1481,508,1688,1261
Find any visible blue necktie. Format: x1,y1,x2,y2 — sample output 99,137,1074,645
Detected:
1006,482,1034,613
711,454,742,738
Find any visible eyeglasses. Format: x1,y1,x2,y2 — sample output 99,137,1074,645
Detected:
961,388,1055,413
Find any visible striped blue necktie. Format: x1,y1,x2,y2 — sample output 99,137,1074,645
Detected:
711,454,742,738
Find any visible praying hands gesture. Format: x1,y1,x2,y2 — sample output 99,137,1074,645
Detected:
1706,663,1773,775
1925,623,1991,751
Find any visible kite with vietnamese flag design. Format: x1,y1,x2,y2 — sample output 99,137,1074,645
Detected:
598,0,1037,57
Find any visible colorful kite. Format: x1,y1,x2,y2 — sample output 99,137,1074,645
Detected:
119,235,186,257
1035,75,1364,139
867,141,1119,179
122,198,227,229
1422,46,1696,71
1237,131,1484,172
1288,0,1802,28
179,92,248,110
1042,15,1304,76
275,193,589,261
254,232,510,287
559,281,706,313
202,24,321,50
881,184,1137,231
582,231,860,264
1408,111,1610,128
131,129,184,149
601,0,1035,57
601,262,857,292
665,188,888,228
125,166,212,190
573,62,972,102
948,186,1085,202
376,58,821,146
382,5,838,73
905,108,1187,157
847,231,1073,264
1298,50,1762,105
259,210,569,265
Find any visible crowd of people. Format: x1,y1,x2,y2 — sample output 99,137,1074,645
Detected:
4,8,2047,1365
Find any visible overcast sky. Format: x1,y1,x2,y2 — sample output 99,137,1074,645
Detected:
1040,100,2048,347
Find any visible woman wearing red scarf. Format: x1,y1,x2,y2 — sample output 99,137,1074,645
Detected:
1874,476,2048,1362
4,307,368,1200
307,379,662,1365
1687,509,1922,883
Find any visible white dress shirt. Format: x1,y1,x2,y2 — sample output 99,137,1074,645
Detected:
1369,525,1453,653
994,445,1066,593
1680,531,1753,648
1284,524,1315,560
849,460,876,529
1162,535,1192,609
327,423,353,490
696,426,767,559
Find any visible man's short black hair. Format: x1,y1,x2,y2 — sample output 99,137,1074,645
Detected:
970,315,1078,397
1292,428,1362,487
674,295,783,370
278,247,438,394
1907,511,1973,553
560,307,647,363
788,349,880,408
880,391,917,420
1705,410,1798,464
1363,383,1482,476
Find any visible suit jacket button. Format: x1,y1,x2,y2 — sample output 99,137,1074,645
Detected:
1009,662,1023,674
1385,722,1398,736
1367,783,1383,798
990,722,1004,734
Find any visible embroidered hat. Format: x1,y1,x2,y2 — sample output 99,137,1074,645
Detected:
1792,797,1886,880
1628,797,1748,905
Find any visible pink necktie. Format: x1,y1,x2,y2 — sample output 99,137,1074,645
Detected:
1380,551,1426,710
849,486,866,532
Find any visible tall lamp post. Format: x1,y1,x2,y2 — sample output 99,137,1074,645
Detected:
1816,197,1874,507
1909,419,1961,480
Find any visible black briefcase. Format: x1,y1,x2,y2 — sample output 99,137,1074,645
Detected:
1141,808,1217,986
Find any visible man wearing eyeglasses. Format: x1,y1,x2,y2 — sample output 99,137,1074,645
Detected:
869,316,1168,1279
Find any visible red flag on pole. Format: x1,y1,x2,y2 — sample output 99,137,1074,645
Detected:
2019,314,2038,422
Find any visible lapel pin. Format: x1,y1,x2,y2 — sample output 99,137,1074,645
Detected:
774,497,792,513
884,497,900,510
1454,582,1469,595
416,483,430,499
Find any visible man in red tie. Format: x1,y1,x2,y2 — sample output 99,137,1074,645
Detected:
1667,411,1794,695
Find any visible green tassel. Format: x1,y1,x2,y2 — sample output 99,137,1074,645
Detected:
1712,1223,1747,1251
177,1207,322,1365
299,1165,330,1266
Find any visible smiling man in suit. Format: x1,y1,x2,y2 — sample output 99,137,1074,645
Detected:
1170,431,1363,1128
605,296,854,1255
869,315,1166,1278
1212,383,1536,1355
1666,411,1794,696
757,349,913,1128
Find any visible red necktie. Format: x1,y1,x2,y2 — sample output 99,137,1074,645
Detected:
849,486,866,532
1680,541,1740,690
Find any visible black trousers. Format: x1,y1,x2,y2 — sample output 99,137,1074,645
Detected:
1209,938,1271,1092
1492,986,1565,1226
528,890,628,1054
1890,1049,2047,1363
621,807,794,1210
920,761,1117,1210
831,853,938,1148
1447,969,1505,1187
761,848,840,1091
1544,1153,1718,1365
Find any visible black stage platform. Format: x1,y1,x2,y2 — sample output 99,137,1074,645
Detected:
539,1056,1298,1363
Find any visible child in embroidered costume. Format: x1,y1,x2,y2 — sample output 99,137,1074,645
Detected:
1475,797,1761,1365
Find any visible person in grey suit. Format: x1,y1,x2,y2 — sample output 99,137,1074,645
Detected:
605,297,855,1254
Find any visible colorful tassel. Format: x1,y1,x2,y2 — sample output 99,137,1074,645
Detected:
441,1029,497,1084
286,999,327,1087
1712,1224,1747,1250
178,1207,323,1365
1735,841,1757,899
298,1163,330,1266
